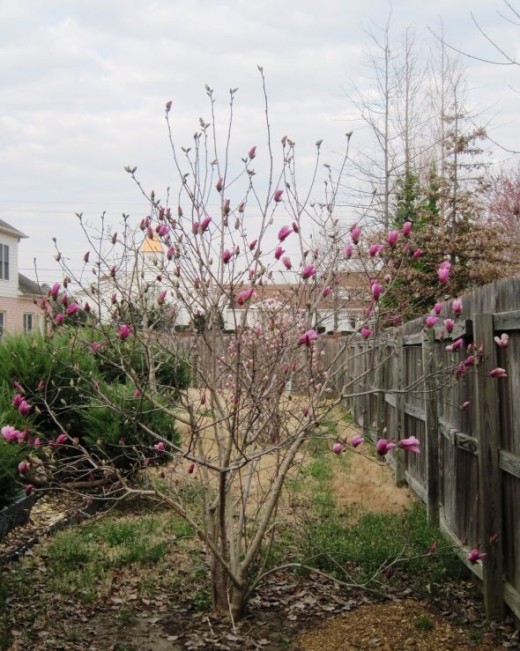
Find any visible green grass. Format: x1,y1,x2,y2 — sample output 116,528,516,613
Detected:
273,437,463,597
30,508,200,605
415,614,434,631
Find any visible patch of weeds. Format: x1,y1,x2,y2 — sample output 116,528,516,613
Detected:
118,609,136,626
47,532,103,568
304,456,333,483
466,628,483,644
415,614,434,631
114,540,167,567
193,587,212,612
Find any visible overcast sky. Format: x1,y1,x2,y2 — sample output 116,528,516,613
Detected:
1,0,519,284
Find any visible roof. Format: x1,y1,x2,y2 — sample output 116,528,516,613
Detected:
0,219,28,239
18,273,43,296
140,234,164,254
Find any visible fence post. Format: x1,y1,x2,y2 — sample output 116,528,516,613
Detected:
474,313,504,620
362,342,370,440
375,337,386,440
422,328,439,526
393,333,405,485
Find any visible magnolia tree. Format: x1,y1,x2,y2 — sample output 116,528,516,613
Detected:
2,74,458,620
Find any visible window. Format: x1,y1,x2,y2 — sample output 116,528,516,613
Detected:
0,244,9,280
0,312,4,339
23,313,33,333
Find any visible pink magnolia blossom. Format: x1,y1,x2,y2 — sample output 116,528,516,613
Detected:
236,287,254,305
464,355,476,367
438,263,451,284
66,303,79,316
274,246,285,260
18,461,31,475
49,282,61,299
402,221,412,237
302,406,310,417
111,232,118,245
489,367,507,378
350,435,364,448
156,224,169,237
273,189,283,202
412,248,424,260
445,338,464,352
55,433,68,445
249,239,258,251
157,289,168,306
200,216,212,232
192,222,200,235
133,388,142,398
322,286,332,298
467,548,486,564
369,243,384,257
460,401,471,410
372,282,383,301
452,299,463,315
433,302,443,315
292,221,299,233
117,324,132,340
282,256,292,270
444,318,455,333
298,329,319,346
248,145,256,159
2,426,20,443
25,484,34,496
301,264,317,280
343,244,353,259
216,177,223,193
494,333,509,349
84,302,91,313
350,226,361,244
387,230,399,247
83,251,90,263
424,315,438,328
188,462,196,474
18,400,31,416
167,246,175,260
222,249,233,264
278,225,292,242
90,342,102,353
12,394,24,408
376,439,396,456
399,436,420,454
361,327,372,340
332,443,344,454
154,441,165,453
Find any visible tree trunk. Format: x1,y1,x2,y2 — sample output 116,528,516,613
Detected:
211,557,247,620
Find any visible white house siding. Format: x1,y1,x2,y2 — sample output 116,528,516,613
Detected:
0,231,20,299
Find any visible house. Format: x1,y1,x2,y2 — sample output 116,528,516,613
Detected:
76,230,370,334
224,273,368,334
0,219,44,337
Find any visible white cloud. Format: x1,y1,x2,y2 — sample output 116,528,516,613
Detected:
0,0,518,282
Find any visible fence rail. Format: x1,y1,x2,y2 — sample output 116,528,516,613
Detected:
342,274,520,622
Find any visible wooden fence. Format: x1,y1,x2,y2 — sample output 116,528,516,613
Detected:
341,274,520,622
170,275,520,621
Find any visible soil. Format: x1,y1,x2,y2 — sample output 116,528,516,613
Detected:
1,438,519,650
